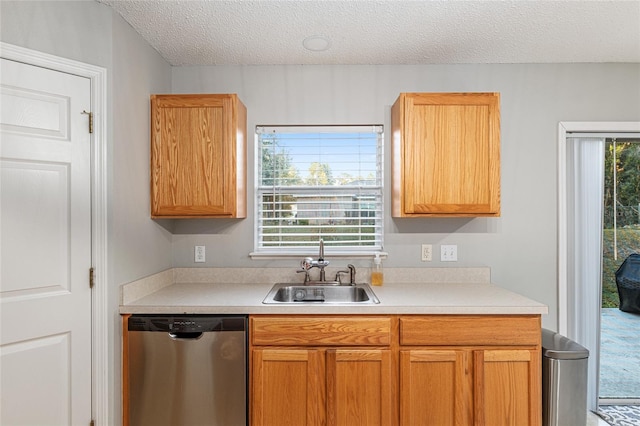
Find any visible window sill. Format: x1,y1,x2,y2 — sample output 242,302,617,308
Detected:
249,251,388,260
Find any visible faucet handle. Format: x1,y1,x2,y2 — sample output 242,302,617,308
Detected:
297,269,310,283
335,269,350,285
335,265,356,285
347,264,356,284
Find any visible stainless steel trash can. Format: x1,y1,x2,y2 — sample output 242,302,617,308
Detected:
542,329,589,426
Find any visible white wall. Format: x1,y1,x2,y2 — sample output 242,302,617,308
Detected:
109,8,173,424
171,63,640,330
0,0,112,67
1,1,173,423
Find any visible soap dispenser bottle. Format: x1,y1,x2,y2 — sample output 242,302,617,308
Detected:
371,252,384,286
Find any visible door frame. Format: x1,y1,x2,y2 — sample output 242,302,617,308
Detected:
1,42,109,425
558,121,640,410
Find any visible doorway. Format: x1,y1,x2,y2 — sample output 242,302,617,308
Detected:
558,122,640,412
599,138,640,405
0,42,109,424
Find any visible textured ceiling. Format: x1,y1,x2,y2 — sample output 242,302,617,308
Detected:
97,0,640,66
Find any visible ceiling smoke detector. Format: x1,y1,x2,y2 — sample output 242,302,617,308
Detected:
303,35,331,52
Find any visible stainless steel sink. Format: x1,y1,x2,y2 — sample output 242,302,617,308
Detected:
262,283,380,304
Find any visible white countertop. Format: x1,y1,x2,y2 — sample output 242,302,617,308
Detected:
120,269,548,315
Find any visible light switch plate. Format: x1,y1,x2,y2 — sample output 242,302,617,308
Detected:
441,245,458,262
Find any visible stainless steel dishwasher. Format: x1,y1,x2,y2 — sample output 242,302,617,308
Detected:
127,315,247,426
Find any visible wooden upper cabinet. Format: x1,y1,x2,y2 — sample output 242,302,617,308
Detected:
391,92,500,217
150,94,247,218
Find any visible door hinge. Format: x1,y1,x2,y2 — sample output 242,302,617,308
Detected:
89,267,95,289
90,420,94,426
82,110,94,134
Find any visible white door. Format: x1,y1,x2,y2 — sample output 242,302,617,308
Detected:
1,58,92,425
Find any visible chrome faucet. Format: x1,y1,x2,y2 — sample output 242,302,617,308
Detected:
298,239,330,283
317,239,329,281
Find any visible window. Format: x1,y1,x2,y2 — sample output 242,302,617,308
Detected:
255,125,383,255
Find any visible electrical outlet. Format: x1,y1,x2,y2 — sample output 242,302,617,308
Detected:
195,245,206,263
421,244,432,261
441,244,458,262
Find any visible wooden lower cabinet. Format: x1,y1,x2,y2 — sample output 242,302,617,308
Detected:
474,349,541,426
400,349,471,426
399,315,541,426
327,349,395,426
251,347,394,426
399,348,541,426
250,315,541,426
250,316,395,426
252,348,325,426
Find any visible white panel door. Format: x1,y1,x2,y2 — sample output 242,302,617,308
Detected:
1,58,92,425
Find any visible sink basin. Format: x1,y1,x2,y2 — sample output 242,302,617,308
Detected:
262,283,380,304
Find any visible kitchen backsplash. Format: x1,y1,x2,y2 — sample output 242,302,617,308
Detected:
121,267,491,305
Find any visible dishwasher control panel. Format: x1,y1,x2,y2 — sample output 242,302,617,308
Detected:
128,315,246,333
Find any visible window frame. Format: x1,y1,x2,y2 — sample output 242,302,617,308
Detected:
251,124,384,258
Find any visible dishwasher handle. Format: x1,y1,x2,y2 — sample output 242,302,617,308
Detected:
168,332,204,341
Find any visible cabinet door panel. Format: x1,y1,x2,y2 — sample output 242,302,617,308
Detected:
400,350,471,426
151,94,247,218
391,92,500,217
405,102,493,213
474,349,541,426
327,349,394,426
154,105,227,213
252,349,324,426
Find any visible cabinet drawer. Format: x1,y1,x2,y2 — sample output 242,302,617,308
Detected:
251,316,391,346
400,315,540,346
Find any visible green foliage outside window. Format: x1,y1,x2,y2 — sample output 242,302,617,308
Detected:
602,139,640,308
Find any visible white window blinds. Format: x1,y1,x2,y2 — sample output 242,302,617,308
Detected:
256,125,383,253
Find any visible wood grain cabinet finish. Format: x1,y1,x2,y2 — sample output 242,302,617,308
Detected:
400,349,472,426
250,316,396,426
249,314,541,426
150,94,247,218
474,348,541,426
399,315,541,426
391,92,500,217
252,348,325,426
327,349,395,426
251,316,392,346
